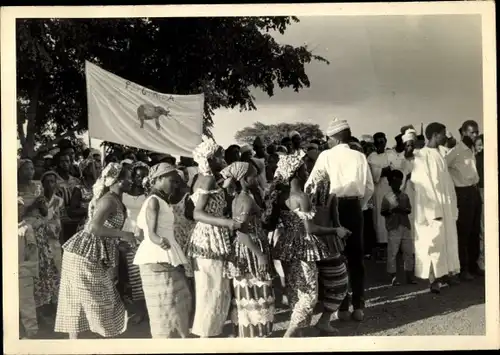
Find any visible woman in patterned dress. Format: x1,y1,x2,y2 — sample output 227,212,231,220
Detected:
17,159,59,323
40,171,65,275
187,139,241,338
221,162,276,338
54,163,136,339
134,163,193,338
121,161,150,323
263,153,350,337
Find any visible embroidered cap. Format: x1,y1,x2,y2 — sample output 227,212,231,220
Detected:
326,119,350,137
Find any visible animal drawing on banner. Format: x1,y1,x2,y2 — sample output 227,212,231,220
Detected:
137,103,172,131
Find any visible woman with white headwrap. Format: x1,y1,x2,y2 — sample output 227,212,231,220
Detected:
263,153,350,337
54,163,136,339
187,139,241,338
221,162,275,338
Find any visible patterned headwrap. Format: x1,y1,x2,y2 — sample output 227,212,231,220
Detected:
87,163,123,220
192,138,222,175
220,162,250,189
274,150,306,183
142,162,177,192
261,151,306,229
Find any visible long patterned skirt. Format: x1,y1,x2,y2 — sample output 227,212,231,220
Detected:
126,247,144,301
191,258,232,337
316,256,348,313
29,219,59,308
230,276,275,338
283,260,318,329
54,252,128,337
139,264,192,338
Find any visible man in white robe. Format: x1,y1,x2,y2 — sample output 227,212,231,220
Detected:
367,133,396,259
401,128,419,241
409,122,460,293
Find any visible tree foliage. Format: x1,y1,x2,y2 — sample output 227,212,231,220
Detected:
17,17,328,158
234,121,325,146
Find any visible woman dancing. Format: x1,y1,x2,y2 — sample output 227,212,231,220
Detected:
187,139,240,338
54,163,136,339
263,153,350,337
221,162,275,338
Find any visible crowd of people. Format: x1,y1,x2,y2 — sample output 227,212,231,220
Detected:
17,118,485,339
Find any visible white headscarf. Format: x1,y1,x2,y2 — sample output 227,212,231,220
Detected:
402,128,417,143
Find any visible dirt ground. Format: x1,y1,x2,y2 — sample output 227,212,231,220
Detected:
33,256,485,339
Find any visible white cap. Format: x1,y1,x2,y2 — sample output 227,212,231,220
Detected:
326,118,350,136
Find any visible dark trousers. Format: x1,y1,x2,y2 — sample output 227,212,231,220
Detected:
363,208,376,256
60,221,79,245
337,198,365,311
456,186,482,274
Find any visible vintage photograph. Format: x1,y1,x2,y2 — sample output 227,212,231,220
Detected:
2,2,498,353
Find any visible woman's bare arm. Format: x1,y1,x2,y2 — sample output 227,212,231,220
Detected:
145,196,163,245
88,196,133,240
234,194,264,257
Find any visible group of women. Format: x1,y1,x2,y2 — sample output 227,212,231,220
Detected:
18,136,355,339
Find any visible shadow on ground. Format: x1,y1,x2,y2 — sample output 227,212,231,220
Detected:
32,256,485,339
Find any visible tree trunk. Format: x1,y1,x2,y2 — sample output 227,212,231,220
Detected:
20,79,42,158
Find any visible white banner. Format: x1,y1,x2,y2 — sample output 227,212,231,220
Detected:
86,61,204,157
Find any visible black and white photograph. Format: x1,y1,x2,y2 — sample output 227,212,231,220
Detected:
2,2,498,354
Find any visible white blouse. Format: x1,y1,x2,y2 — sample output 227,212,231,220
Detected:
133,195,189,267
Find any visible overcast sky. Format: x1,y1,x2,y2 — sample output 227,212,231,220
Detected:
85,14,483,150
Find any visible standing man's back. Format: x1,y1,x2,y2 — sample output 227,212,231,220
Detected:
305,118,374,323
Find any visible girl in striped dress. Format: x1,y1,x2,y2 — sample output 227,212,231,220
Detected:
54,163,136,339
221,162,275,338
264,153,350,337
188,139,241,338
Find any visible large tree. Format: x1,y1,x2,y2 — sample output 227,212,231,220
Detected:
17,17,328,158
234,121,324,146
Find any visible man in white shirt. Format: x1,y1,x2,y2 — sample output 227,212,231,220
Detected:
305,118,374,322
446,120,483,279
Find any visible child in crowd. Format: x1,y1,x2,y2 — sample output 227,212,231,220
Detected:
18,197,40,339
381,170,417,286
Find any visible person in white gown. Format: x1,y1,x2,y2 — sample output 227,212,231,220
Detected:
408,122,461,294
367,133,394,259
